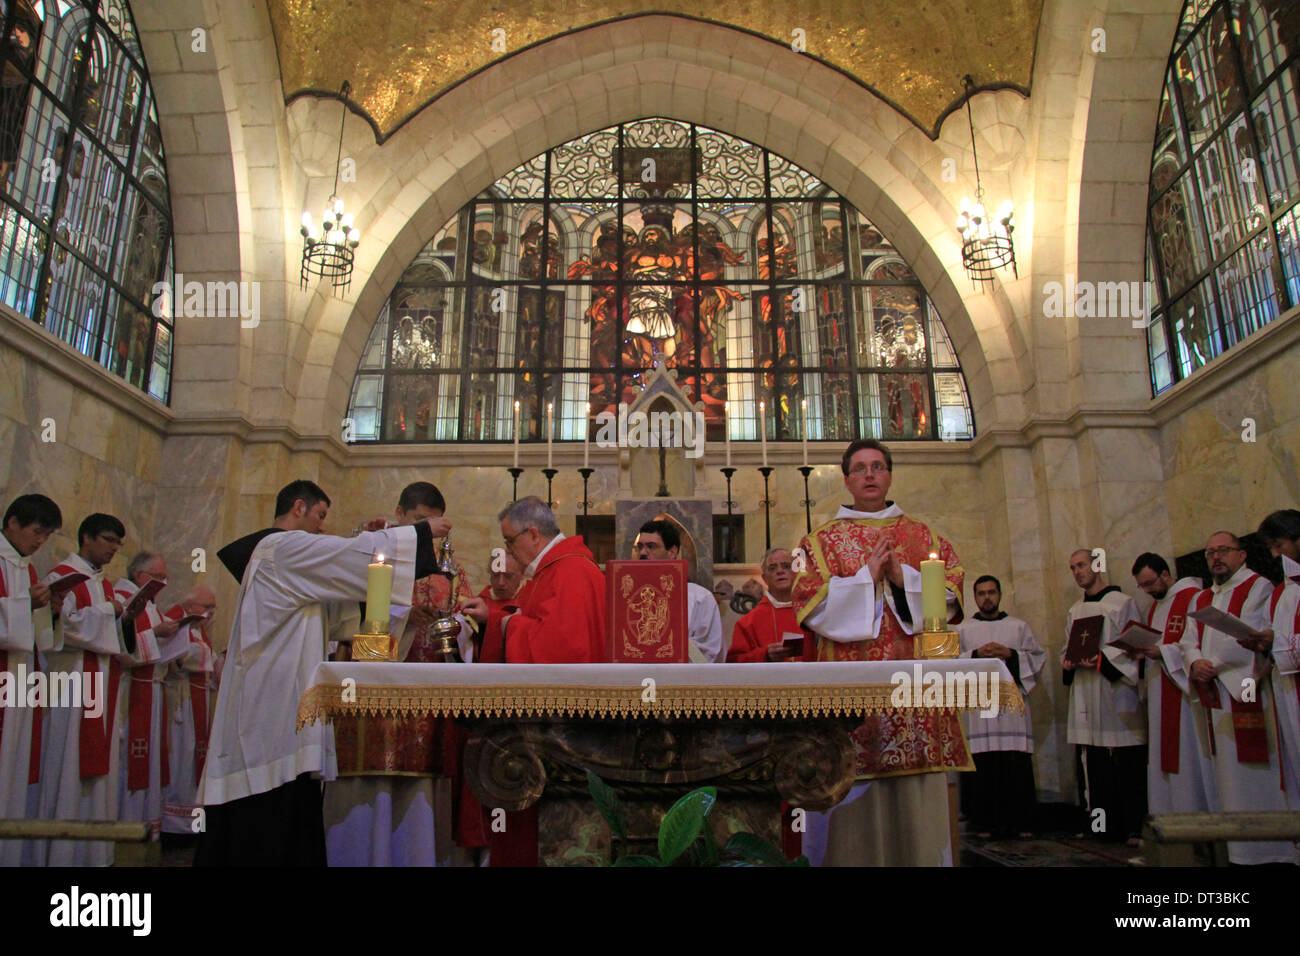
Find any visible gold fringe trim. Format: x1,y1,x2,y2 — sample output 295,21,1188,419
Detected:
297,680,1025,729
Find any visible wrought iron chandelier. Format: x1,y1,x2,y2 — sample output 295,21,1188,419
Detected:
955,75,1016,287
300,81,360,292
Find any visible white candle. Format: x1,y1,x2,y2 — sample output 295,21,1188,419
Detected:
801,398,809,467
546,402,553,469
365,554,394,626
583,402,590,469
513,400,520,468
759,400,767,467
724,401,731,468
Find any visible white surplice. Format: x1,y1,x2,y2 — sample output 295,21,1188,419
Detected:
687,582,724,663
163,623,218,834
1065,588,1144,747
1178,564,1295,865
40,553,125,867
197,527,418,806
1268,555,1300,811
112,580,186,838
958,614,1045,753
0,533,54,866
1142,577,1216,815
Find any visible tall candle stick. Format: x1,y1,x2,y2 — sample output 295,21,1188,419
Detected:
801,398,809,467
759,400,767,467
365,553,394,625
724,401,731,468
583,401,590,469
546,402,553,469
513,400,520,468
920,551,946,630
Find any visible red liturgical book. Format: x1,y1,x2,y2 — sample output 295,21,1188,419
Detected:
121,578,166,620
1066,615,1104,667
606,559,689,663
47,572,89,597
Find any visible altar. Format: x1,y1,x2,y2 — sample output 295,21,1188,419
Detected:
299,660,1022,865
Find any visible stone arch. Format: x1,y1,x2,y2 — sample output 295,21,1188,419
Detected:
294,15,1033,438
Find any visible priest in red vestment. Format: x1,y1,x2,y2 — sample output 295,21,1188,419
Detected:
497,496,606,664
728,547,803,662
791,439,968,866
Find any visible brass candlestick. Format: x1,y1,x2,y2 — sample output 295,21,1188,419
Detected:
914,616,960,659
352,619,397,661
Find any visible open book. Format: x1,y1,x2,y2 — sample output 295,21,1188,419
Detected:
1108,619,1162,654
121,578,166,621
46,572,89,598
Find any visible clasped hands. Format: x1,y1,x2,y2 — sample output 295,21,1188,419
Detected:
865,536,905,589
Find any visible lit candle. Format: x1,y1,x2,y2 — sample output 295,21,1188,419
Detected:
724,401,731,468
583,401,590,469
759,401,767,467
546,402,553,469
920,551,946,631
801,398,809,467
366,553,394,626
513,400,520,468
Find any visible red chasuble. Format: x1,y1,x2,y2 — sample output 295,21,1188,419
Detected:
728,595,801,662
505,536,606,664
792,512,971,779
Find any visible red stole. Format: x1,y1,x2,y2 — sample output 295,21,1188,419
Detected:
126,669,169,791
1152,586,1198,774
63,572,124,779
0,563,43,784
188,623,214,780
1192,575,1268,764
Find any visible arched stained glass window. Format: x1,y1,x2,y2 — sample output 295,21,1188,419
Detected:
348,119,974,444
1145,0,1300,394
0,0,174,402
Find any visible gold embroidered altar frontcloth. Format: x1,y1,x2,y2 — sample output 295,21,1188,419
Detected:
298,661,1023,728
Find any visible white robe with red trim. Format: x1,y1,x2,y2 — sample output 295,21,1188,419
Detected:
40,553,125,867
1178,564,1295,865
163,621,219,834
0,533,54,866
1143,577,1215,815
1269,557,1300,811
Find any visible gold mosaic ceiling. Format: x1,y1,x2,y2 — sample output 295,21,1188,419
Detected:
268,0,1044,141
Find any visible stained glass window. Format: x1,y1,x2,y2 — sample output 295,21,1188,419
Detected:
0,0,173,402
1146,0,1300,394
347,119,974,445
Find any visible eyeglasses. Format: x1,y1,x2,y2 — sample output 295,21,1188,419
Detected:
503,527,533,547
848,463,890,476
1204,546,1243,559
764,562,794,573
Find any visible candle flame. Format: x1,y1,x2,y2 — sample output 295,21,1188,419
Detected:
375,553,385,563
929,552,938,560
514,400,519,411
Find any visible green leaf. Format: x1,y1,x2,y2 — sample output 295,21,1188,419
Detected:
786,855,812,867
586,770,628,841
658,787,716,865
722,831,788,866
612,854,661,867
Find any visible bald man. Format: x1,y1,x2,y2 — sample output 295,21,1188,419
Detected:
162,586,219,835
728,548,803,662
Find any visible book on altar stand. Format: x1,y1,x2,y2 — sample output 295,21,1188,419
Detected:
606,559,689,663
1065,615,1104,667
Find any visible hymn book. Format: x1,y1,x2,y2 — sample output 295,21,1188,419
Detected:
1065,615,1104,666
121,578,166,621
1109,620,1163,654
606,559,688,663
46,572,88,598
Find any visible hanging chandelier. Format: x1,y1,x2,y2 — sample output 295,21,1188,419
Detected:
955,75,1016,287
300,81,360,292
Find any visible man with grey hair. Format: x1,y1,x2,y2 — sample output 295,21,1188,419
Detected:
496,496,605,664
728,547,802,662
1178,530,1295,864
113,550,184,841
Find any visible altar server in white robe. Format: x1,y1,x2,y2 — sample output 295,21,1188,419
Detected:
633,520,724,663
41,513,128,867
1251,511,1300,809
196,479,445,866
162,587,218,834
114,551,186,840
1061,549,1144,845
0,494,60,866
957,574,1045,839
1178,530,1295,865
1127,553,1214,817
